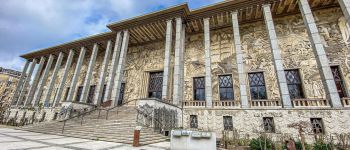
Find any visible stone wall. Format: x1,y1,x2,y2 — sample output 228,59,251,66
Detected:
182,108,350,143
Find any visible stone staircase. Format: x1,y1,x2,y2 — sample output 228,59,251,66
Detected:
19,106,169,145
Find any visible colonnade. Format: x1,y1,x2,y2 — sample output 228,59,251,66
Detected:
11,0,350,108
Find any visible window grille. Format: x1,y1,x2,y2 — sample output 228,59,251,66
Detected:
219,75,234,100
285,70,304,99
311,118,324,134
249,72,267,99
118,83,125,106
263,117,275,133
223,116,233,130
87,85,96,104
75,86,83,102
148,72,163,99
331,66,347,98
190,115,198,128
194,77,205,100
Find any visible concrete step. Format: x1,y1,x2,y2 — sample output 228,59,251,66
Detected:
19,106,166,146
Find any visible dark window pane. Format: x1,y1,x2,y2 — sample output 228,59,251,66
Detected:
190,115,198,128
75,86,83,102
194,77,205,100
148,72,163,99
87,85,96,104
263,117,275,133
219,75,234,100
331,66,347,98
285,70,304,99
249,72,267,100
64,87,70,101
223,116,233,131
258,86,267,99
118,83,125,106
311,118,324,134
100,84,106,104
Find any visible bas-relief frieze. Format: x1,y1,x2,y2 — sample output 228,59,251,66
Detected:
275,7,350,99
273,12,325,98
313,8,350,96
240,21,281,100
37,8,350,105
184,28,239,101
123,42,165,102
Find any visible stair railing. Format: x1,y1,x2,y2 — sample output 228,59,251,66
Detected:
136,106,165,134
103,98,139,120
60,106,98,133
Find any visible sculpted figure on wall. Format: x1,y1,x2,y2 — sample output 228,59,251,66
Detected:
338,16,350,45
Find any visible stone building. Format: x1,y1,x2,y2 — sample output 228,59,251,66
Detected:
6,0,350,144
0,67,21,120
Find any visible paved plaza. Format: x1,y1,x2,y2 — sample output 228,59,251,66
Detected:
0,127,170,150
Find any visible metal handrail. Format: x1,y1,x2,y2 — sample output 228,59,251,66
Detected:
60,98,141,133
135,107,165,133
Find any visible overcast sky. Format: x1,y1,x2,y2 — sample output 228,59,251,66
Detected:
0,0,222,71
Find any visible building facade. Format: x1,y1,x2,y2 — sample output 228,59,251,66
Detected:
0,67,21,121
6,0,350,142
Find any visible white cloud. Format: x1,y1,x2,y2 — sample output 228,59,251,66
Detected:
0,0,222,71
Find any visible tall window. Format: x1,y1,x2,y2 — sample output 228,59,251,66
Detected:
75,86,83,102
223,116,233,131
331,66,347,98
263,117,275,133
118,83,125,106
64,87,70,101
100,84,106,104
285,69,304,99
193,77,205,100
148,72,163,99
310,118,324,134
190,115,198,128
248,72,267,99
87,85,96,104
219,75,234,100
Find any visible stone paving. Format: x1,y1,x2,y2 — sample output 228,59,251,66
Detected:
0,127,170,150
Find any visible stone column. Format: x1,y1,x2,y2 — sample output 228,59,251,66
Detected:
11,60,30,105
32,54,55,107
204,18,213,107
172,17,183,106
104,32,123,102
43,52,64,107
66,47,86,102
338,0,350,26
24,57,46,106
263,5,292,108
53,50,74,106
298,0,342,107
231,11,249,108
17,59,37,106
161,19,173,100
81,43,99,103
179,24,186,104
111,30,129,107
94,40,113,105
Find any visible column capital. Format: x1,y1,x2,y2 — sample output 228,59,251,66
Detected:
203,17,210,22
262,3,271,7
230,11,238,15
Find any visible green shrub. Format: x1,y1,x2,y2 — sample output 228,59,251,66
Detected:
249,136,274,150
313,142,330,150
295,141,311,150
